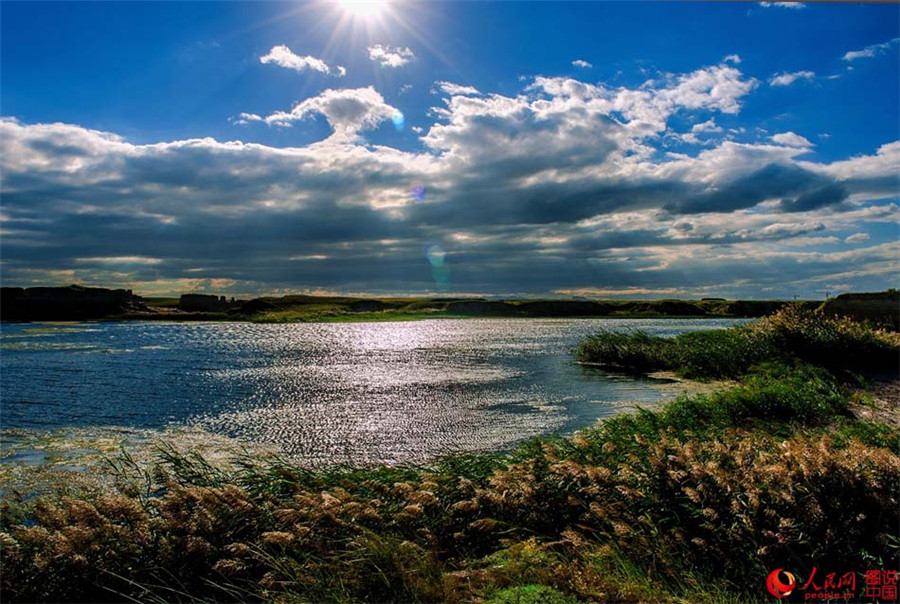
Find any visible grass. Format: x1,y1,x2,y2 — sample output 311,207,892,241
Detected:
117,295,827,323
577,304,899,379
1,310,898,602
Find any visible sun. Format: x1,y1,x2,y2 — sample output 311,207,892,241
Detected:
336,0,386,18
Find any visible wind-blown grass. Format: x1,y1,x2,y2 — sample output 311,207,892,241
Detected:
577,305,899,379
1,310,898,603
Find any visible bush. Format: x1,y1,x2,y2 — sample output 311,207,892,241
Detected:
487,584,577,604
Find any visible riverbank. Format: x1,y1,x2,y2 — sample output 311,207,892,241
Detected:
4,286,898,328
1,284,835,323
1,307,897,602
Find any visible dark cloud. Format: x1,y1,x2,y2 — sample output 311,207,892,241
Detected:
779,183,849,213
664,163,845,214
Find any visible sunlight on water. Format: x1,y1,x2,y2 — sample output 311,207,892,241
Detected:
0,318,749,464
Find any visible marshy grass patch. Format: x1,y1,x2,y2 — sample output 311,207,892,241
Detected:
577,304,899,380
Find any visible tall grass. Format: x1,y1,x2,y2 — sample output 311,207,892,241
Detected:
577,305,899,379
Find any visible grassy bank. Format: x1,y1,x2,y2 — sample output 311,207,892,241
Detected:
577,304,899,379
134,295,823,324
1,309,898,602
244,297,815,324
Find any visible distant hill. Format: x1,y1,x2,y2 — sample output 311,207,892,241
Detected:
0,285,147,321
3,285,896,328
821,291,899,330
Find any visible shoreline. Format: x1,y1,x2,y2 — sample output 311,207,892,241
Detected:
2,312,761,325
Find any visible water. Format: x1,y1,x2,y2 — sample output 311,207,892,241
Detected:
1,318,747,464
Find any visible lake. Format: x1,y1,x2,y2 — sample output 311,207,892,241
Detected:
0,318,748,464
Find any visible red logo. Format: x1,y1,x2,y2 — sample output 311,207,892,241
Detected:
768,569,798,598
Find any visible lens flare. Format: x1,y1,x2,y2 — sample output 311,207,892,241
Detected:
391,110,405,131
425,244,445,267
425,243,450,290
410,180,426,201
431,265,451,291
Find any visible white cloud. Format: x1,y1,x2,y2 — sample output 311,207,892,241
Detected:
229,112,263,126
759,2,806,8
801,144,900,207
845,233,870,243
434,81,481,96
693,119,723,134
769,70,815,86
842,37,900,62
772,132,813,148
723,54,741,65
259,45,344,76
367,44,415,68
654,62,759,116
260,87,398,141
678,119,724,145
572,59,592,69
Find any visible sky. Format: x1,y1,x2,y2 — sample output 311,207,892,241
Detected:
1,1,898,299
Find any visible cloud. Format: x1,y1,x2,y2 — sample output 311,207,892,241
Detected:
772,132,813,147
842,37,900,62
553,286,689,297
778,182,849,213
259,87,398,140
571,59,592,69
74,256,163,265
769,70,815,86
434,81,480,96
661,162,846,215
2,57,897,298
678,118,723,144
759,2,806,8
367,44,415,68
812,141,900,198
693,119,722,134
259,45,344,76
845,233,870,243
652,62,759,115
229,113,263,126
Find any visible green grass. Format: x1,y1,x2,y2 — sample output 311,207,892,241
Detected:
1,311,898,603
113,294,828,323
577,304,899,379
143,297,181,308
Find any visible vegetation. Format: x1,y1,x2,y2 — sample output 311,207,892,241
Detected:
577,304,900,379
1,308,898,602
126,294,824,323
242,297,816,323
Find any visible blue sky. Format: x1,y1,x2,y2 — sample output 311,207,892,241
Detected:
1,1,898,298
